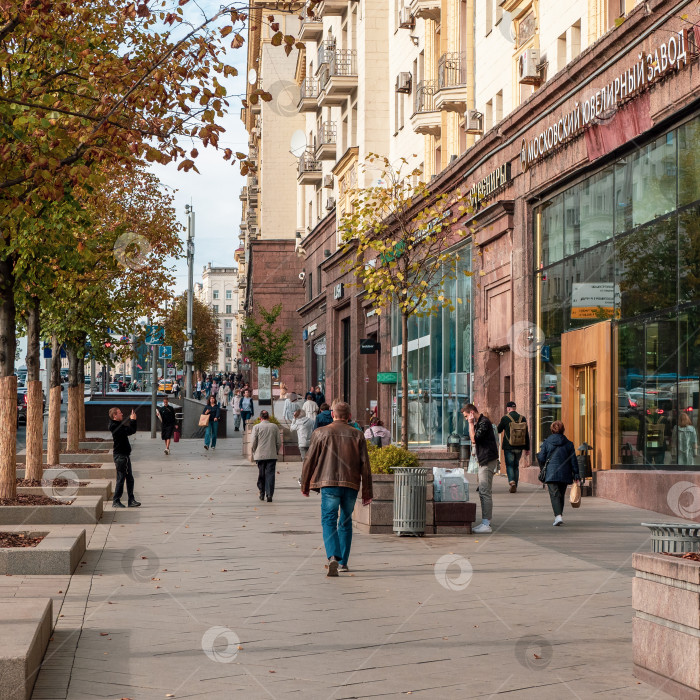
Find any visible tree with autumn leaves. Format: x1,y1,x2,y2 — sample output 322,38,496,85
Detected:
339,156,473,448
0,1,309,498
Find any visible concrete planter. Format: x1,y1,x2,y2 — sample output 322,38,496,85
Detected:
18,479,113,501
0,495,103,525
353,473,434,534
17,466,117,481
0,597,52,700
633,552,700,699
0,526,86,575
16,451,112,464
243,424,296,463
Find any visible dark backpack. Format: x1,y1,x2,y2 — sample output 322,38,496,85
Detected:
508,414,527,448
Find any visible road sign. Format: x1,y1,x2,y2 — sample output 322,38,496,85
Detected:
145,325,165,345
159,345,172,359
167,368,176,377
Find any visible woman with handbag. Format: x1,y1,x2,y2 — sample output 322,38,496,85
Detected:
201,396,221,451
364,417,391,447
536,420,580,526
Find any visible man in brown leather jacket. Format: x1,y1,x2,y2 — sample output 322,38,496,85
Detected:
301,401,373,577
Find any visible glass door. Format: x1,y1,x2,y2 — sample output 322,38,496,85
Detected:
573,363,597,471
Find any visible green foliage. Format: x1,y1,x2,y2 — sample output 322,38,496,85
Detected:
619,417,640,432
162,293,220,371
367,443,420,474
251,415,281,427
241,303,296,372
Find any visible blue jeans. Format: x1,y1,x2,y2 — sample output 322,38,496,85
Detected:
241,410,252,429
321,486,358,566
504,450,522,486
205,420,219,448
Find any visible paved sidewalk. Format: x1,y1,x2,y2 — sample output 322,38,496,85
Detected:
19,431,681,699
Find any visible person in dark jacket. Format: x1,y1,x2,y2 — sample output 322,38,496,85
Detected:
314,403,333,430
463,403,499,534
496,401,531,493
108,407,140,509
202,396,220,450
313,386,326,408
537,420,580,526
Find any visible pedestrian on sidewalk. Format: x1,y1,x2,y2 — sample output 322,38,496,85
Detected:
172,380,180,398
232,389,242,431
302,393,319,420
463,403,499,534
313,385,325,407
240,390,253,430
496,401,530,493
314,402,332,430
291,408,314,484
156,396,176,455
365,417,392,447
108,406,141,509
202,396,220,450
195,379,202,400
217,381,230,409
301,401,372,577
537,421,580,526
283,392,301,422
251,410,281,502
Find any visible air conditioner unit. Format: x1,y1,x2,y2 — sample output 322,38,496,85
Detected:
323,174,334,189
464,109,483,135
398,7,414,28
395,72,412,94
518,48,541,84
326,196,336,211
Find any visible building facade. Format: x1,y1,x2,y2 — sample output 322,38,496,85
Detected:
195,264,240,375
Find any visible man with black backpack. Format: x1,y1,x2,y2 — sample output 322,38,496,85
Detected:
497,401,530,494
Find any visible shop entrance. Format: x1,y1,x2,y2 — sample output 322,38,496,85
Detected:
573,363,597,471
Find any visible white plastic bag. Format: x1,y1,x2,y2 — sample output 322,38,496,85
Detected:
433,467,469,502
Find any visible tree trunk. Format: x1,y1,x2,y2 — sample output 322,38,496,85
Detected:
46,336,62,466
25,297,43,481
0,257,18,498
401,312,409,449
77,340,86,440
66,345,80,452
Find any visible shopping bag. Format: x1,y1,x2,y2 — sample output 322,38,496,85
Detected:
467,452,479,475
570,481,582,508
198,413,210,427
173,426,181,443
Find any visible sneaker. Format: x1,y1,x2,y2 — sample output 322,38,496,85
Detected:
211,446,215,451
472,522,492,534
339,564,349,572
128,499,141,507
204,445,209,450
259,492,265,501
164,449,169,455
266,496,273,502
297,477,302,486
509,481,517,493
113,500,126,509
553,515,563,526
327,557,339,577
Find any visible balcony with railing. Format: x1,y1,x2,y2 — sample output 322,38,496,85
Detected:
410,79,441,136
318,49,358,104
315,122,337,160
317,0,347,15
297,78,319,112
298,3,323,41
435,52,467,112
409,0,440,21
297,149,323,184
316,40,336,70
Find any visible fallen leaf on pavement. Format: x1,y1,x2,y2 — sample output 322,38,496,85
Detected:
100,633,109,636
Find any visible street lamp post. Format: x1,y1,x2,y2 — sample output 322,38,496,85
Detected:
185,205,195,399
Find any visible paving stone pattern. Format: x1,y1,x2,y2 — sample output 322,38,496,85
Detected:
7,430,674,699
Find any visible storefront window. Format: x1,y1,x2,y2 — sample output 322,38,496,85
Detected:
391,245,472,446
536,114,700,468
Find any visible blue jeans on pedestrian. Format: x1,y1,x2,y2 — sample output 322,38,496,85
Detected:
504,450,522,486
241,410,252,430
321,486,358,566
205,420,219,448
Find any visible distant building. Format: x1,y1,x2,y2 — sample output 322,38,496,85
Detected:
196,264,239,375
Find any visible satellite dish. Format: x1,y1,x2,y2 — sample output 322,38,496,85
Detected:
290,130,307,158
499,11,516,45
248,68,258,85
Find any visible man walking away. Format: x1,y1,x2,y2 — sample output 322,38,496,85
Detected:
314,402,333,430
156,397,177,455
251,411,281,502
301,402,373,577
232,389,242,431
109,407,141,509
497,401,530,493
462,403,498,534
240,390,253,430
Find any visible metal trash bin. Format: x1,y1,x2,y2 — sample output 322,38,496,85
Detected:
393,467,428,536
642,523,700,553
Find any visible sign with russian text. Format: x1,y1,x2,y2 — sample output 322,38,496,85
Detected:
520,28,693,172
571,283,620,319
258,366,271,404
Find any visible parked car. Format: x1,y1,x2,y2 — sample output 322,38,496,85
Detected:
618,389,639,417
158,380,173,394
17,389,46,426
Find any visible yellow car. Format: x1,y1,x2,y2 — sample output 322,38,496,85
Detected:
158,380,173,394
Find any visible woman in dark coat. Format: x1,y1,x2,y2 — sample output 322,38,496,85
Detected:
537,420,580,526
